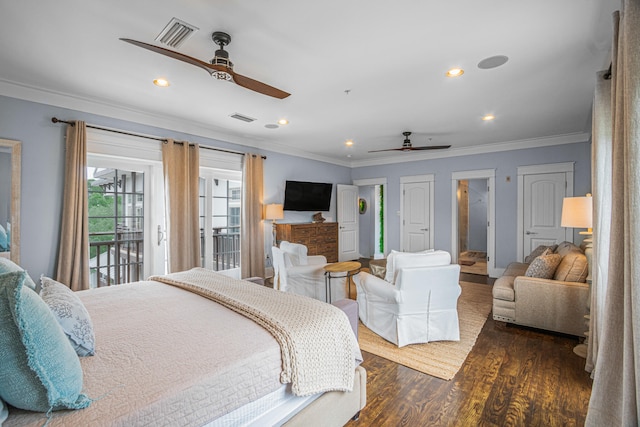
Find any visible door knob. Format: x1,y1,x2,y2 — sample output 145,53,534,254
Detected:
525,231,538,235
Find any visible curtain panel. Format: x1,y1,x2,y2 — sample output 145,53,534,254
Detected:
586,2,640,425
162,140,201,273
240,153,265,279
586,70,612,374
56,121,90,291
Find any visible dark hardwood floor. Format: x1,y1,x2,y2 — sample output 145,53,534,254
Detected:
347,275,593,426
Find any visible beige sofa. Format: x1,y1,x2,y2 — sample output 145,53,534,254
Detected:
492,241,589,336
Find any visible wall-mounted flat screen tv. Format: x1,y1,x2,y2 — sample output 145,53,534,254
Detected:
283,180,333,211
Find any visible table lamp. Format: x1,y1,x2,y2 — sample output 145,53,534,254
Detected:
265,203,284,246
560,194,592,358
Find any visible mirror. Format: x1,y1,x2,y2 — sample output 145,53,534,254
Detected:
0,139,21,265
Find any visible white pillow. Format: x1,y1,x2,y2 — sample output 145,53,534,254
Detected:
384,249,436,283
39,276,95,357
385,250,449,284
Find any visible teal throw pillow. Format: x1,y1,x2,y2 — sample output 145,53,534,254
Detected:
0,258,37,290
0,271,91,412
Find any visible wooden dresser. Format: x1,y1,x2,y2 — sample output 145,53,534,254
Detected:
275,222,338,262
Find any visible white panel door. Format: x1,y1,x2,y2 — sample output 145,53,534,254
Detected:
337,184,359,261
402,182,431,252
523,172,567,254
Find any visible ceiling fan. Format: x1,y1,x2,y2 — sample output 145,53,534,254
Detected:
120,32,290,99
368,132,451,153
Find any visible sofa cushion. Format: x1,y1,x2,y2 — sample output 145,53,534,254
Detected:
503,262,529,277
524,244,558,263
555,241,583,257
554,251,588,282
525,253,563,279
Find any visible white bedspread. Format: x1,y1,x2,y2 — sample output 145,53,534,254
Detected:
150,268,362,396
6,281,284,426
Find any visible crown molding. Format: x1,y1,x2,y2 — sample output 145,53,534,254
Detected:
347,132,591,168
0,78,350,167
1,78,588,170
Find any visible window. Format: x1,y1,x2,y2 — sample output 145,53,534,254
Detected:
88,168,144,286
199,171,242,271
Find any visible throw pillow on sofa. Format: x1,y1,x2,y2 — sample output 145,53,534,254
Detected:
525,253,563,279
524,244,558,263
554,251,588,282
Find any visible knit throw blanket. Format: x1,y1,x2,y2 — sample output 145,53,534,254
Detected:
149,268,362,396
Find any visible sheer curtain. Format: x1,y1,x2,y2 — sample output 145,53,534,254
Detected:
240,153,265,279
586,70,612,374
162,140,201,273
586,2,640,425
56,121,90,291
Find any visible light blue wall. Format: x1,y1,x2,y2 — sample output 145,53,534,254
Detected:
351,142,592,269
1,94,592,276
0,95,352,278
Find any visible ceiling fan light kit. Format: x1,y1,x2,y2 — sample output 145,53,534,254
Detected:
120,31,290,99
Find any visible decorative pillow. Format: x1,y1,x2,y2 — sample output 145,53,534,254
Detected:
40,276,95,357
0,258,37,290
0,397,8,425
555,241,583,257
524,244,558,263
0,224,7,252
524,254,563,279
0,271,90,412
553,251,588,282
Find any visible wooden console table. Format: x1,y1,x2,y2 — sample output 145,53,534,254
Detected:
275,222,338,262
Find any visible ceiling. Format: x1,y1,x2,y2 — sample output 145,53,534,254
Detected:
0,1,619,166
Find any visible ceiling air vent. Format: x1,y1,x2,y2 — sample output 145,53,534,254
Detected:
230,113,257,123
155,18,199,48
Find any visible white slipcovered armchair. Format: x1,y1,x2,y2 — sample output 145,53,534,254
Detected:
272,241,346,302
354,250,461,347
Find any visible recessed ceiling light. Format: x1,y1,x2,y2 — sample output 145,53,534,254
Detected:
482,114,495,121
277,118,289,125
345,139,354,146
265,124,279,129
446,68,464,77
153,78,170,87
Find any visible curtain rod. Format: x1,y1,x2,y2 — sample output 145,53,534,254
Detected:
51,117,266,159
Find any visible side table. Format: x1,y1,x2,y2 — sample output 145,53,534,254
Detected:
323,261,361,303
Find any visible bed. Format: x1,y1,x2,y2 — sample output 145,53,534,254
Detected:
1,267,366,426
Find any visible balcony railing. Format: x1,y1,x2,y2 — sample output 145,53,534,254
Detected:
89,229,143,287
202,227,240,271
90,226,241,287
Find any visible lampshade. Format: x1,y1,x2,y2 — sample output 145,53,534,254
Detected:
561,196,593,229
265,203,284,220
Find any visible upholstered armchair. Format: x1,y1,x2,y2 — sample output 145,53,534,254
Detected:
272,241,345,301
354,250,461,347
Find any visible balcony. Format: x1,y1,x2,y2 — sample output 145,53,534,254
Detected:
202,227,241,271
89,228,143,287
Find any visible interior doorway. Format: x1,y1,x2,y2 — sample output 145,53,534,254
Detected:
457,179,488,276
451,169,497,277
353,178,387,260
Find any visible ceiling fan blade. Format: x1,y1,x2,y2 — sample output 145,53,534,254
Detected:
231,72,291,99
367,148,405,153
120,38,215,75
408,145,452,150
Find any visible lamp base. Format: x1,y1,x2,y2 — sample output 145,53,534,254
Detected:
573,343,587,358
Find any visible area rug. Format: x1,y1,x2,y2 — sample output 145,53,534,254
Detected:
357,281,493,380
